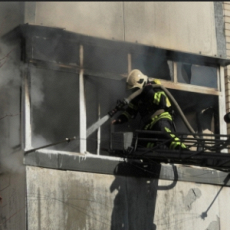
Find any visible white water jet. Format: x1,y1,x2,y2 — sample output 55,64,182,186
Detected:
86,115,110,138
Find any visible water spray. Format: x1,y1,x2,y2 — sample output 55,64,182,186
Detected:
86,99,129,138
86,115,110,138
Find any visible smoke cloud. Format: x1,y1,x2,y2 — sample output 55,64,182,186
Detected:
30,68,45,108
0,40,23,175
32,134,51,149
0,42,20,87
0,150,24,174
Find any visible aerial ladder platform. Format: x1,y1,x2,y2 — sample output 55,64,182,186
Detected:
109,130,230,172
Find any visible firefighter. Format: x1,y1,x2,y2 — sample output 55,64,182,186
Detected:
112,69,187,150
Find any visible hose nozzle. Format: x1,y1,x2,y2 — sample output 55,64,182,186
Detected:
108,99,128,117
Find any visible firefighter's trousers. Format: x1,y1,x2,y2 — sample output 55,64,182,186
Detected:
139,112,187,150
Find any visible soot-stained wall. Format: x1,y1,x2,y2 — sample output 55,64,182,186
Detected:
26,166,230,230
23,25,220,154
0,2,24,37
0,38,26,229
27,2,219,57
0,2,228,230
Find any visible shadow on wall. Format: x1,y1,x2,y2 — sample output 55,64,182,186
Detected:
110,161,178,230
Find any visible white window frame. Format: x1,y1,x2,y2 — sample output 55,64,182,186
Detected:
22,53,227,155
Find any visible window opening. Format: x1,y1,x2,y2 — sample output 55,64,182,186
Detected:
24,38,226,157
85,75,127,155
177,62,218,89
131,51,173,82
30,67,80,152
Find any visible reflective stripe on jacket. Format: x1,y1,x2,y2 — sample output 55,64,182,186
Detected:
144,112,172,130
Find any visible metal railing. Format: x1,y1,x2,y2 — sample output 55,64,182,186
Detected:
110,130,230,172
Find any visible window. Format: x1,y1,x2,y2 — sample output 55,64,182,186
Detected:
23,30,226,156
177,62,218,88
30,67,80,152
85,75,127,155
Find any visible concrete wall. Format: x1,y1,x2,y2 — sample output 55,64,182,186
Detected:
223,2,230,135
26,166,230,230
0,2,228,230
0,33,26,230
0,170,26,230
0,2,24,37
24,2,219,57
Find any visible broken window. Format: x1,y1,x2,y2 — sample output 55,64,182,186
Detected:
30,67,80,152
177,62,218,88
24,29,225,156
169,89,219,134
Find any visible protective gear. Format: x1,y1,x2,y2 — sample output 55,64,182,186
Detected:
120,84,172,123
126,69,148,90
112,119,122,125
140,116,187,150
153,91,171,108
114,80,187,150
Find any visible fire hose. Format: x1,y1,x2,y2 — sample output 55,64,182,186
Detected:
25,136,77,154
107,84,230,151
108,84,196,136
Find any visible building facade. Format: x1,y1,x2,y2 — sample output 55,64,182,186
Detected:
0,2,230,230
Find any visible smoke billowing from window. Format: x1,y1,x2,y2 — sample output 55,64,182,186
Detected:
0,40,24,174
30,69,45,108
0,150,24,174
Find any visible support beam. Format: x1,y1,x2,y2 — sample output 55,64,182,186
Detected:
23,65,32,150
219,66,227,135
97,104,101,155
79,45,87,153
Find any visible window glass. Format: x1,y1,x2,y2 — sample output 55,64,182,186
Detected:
30,67,79,152
177,63,217,88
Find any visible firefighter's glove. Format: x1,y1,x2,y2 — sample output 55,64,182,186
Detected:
111,119,122,125
112,114,128,125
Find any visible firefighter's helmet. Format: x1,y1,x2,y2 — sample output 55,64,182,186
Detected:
126,69,148,90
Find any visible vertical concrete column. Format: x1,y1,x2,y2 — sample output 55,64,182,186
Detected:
23,65,32,150
219,66,227,136
97,104,101,155
223,2,230,134
225,68,230,134
79,45,87,153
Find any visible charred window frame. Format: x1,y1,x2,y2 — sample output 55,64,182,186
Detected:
150,61,226,136
23,61,227,156
176,62,218,88
23,40,129,155
21,26,228,156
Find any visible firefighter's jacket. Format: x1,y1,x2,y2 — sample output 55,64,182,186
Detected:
117,83,173,126
116,83,188,150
